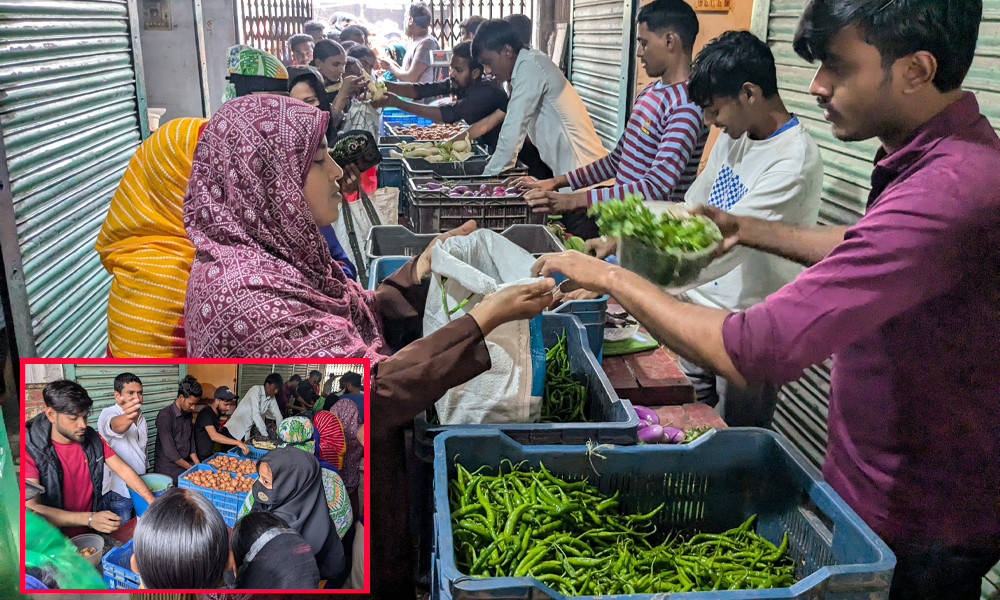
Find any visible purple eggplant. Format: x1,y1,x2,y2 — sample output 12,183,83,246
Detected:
638,424,664,444
452,185,469,193
425,182,442,190
633,405,659,427
662,426,685,444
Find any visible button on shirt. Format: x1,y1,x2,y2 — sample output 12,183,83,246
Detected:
154,402,196,480
721,93,1000,549
97,403,148,497
224,384,283,441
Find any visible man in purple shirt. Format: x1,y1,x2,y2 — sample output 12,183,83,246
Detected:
533,1,999,598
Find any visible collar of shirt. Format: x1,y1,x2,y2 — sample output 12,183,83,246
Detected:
870,92,980,201
169,401,184,418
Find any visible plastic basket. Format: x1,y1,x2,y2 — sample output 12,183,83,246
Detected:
227,445,269,461
433,429,896,600
204,451,259,474
410,312,639,583
365,224,562,264
367,256,411,290
550,294,609,362
402,156,526,179
102,540,140,589
409,194,545,233
177,463,256,526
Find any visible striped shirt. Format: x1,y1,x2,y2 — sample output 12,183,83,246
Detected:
567,81,707,204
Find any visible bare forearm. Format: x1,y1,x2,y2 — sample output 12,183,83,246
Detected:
207,428,242,446
396,63,427,83
468,110,505,139
109,413,133,434
603,267,746,386
737,217,848,267
27,499,88,528
392,98,444,122
174,457,193,469
385,81,416,98
189,453,199,464
112,462,154,503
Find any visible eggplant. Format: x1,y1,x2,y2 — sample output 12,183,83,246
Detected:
452,185,469,193
662,426,685,444
424,182,442,190
633,405,659,426
637,424,664,444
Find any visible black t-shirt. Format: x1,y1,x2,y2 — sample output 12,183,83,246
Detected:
193,407,221,459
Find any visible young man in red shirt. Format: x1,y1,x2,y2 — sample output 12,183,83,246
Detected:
24,380,156,537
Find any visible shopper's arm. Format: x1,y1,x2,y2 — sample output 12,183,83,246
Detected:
206,426,249,453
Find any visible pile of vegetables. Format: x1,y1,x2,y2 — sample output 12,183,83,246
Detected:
359,70,386,101
251,440,276,450
449,460,796,594
589,193,722,254
635,405,713,444
540,330,589,423
416,180,525,198
547,221,585,252
389,138,474,162
393,123,467,139
183,468,255,493
206,455,257,475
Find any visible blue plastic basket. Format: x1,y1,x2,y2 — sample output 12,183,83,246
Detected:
432,429,896,600
367,256,411,290
550,294,609,362
102,540,140,589
227,445,269,461
177,463,256,526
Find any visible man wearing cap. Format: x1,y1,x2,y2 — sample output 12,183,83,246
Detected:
194,386,250,460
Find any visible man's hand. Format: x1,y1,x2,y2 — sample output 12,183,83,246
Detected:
551,284,601,308
121,398,142,422
519,176,560,193
468,278,556,335
414,220,478,283
338,75,364,99
532,251,619,296
90,511,122,534
237,441,249,454
339,164,361,196
691,205,740,256
378,56,399,71
524,189,588,214
370,92,399,109
584,236,617,259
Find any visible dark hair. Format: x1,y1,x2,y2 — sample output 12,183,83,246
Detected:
132,488,229,589
340,40,358,52
503,14,532,46
297,379,319,403
452,41,482,72
793,0,980,92
345,56,363,74
460,15,484,37
472,19,524,61
176,375,202,399
340,25,367,44
303,20,326,36
339,371,362,391
287,33,314,51
287,66,329,110
288,374,302,384
689,31,779,107
265,373,284,388
409,2,432,29
312,39,345,62
348,44,375,62
113,372,142,394
231,511,291,565
43,380,92,416
309,370,322,379
637,0,700,53
24,565,60,589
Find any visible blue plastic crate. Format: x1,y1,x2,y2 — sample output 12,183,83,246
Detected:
367,256,411,290
432,429,896,600
102,540,140,589
178,463,256,526
549,294,609,362
227,445,269,461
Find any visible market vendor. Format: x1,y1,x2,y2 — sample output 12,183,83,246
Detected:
24,380,156,537
276,373,302,417
153,375,203,484
522,0,708,215
96,372,149,523
223,373,285,442
194,386,249,460
532,1,1000,597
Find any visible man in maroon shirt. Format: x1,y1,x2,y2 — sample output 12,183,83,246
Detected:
533,1,998,598
24,380,156,537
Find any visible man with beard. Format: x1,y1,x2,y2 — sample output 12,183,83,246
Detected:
153,375,203,484
522,0,708,219
24,380,156,537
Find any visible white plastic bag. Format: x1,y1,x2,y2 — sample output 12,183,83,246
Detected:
423,230,545,424
333,188,399,272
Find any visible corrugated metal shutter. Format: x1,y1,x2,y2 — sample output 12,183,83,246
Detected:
764,1,1000,476
66,364,182,466
0,0,147,359
236,364,275,398
568,0,636,150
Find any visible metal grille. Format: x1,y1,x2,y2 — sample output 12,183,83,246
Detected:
236,0,313,64
427,0,534,49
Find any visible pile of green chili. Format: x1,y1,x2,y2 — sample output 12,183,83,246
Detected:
449,460,796,595
540,330,589,423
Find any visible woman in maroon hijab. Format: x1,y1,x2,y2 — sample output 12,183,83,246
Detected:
182,94,554,596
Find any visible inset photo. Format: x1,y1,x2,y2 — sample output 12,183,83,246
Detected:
18,359,368,593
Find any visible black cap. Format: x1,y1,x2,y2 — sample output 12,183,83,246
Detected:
214,386,237,401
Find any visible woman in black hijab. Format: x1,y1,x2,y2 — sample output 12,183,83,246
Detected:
249,447,345,580
230,512,320,589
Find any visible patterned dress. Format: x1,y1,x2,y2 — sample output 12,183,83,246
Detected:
237,465,352,538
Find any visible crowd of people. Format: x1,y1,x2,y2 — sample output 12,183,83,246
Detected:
56,0,1000,597
23,370,367,590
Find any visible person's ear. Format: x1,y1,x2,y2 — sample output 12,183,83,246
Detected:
742,82,758,104
899,51,937,94
44,407,57,425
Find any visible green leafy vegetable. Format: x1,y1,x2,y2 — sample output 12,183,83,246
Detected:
588,193,722,253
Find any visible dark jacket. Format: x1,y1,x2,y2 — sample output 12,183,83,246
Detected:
24,413,105,511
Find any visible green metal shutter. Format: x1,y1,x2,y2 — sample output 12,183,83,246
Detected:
66,363,183,466
763,1,1000,476
568,0,636,150
236,364,275,398
0,0,148,359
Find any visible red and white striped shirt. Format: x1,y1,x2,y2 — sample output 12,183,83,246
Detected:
567,81,708,204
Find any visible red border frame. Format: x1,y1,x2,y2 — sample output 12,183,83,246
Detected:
19,357,371,594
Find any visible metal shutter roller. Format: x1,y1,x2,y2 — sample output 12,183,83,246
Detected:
568,0,636,150
0,0,148,359
66,363,182,466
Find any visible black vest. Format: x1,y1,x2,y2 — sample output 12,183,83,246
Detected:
24,413,105,512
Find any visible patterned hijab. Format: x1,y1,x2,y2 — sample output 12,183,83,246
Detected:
183,94,386,359
223,45,288,102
